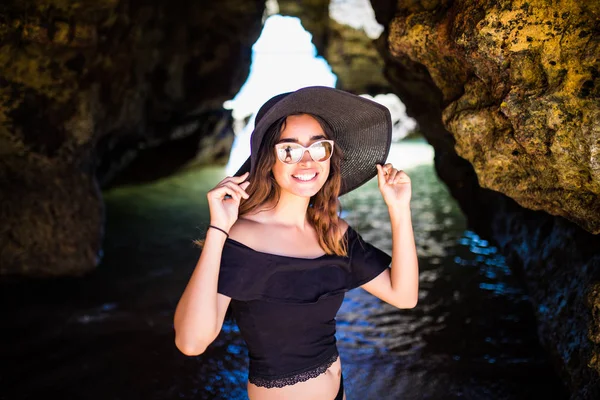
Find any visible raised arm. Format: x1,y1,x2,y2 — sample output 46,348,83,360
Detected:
173,173,250,355
361,164,419,309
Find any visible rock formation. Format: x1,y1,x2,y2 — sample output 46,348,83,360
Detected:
1,0,599,397
385,0,600,234
369,0,600,397
278,0,391,94
0,0,265,276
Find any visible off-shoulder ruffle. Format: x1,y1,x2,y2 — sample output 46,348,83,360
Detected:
217,226,391,303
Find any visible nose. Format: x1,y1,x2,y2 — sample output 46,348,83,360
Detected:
298,148,314,164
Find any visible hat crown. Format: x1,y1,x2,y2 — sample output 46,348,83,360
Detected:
255,92,290,124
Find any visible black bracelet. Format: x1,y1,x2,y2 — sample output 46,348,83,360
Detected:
208,225,229,238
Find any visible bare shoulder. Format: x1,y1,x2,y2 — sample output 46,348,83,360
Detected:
228,217,261,244
338,218,349,235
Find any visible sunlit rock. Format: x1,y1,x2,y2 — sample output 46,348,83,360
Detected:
384,0,600,234
371,0,600,397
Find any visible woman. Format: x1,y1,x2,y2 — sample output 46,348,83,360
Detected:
174,86,419,400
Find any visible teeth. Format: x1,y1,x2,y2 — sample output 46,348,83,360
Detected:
293,173,317,181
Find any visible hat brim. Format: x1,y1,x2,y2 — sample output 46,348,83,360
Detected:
235,86,392,196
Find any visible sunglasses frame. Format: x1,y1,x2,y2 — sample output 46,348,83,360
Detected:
274,140,335,164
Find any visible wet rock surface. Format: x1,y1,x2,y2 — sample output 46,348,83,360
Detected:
491,195,600,399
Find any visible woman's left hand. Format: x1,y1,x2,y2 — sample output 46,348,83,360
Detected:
376,163,412,209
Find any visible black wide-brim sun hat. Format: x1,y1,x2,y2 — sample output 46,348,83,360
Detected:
235,86,392,196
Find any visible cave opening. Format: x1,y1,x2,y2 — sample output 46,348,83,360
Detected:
223,13,337,176
223,1,421,176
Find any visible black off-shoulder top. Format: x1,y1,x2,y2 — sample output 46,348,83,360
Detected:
217,225,391,388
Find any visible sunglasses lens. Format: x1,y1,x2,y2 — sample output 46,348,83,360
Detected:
308,141,332,162
277,144,304,164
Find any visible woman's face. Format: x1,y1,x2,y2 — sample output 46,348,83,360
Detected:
271,114,331,199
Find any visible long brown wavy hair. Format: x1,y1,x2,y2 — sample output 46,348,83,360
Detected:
238,113,347,256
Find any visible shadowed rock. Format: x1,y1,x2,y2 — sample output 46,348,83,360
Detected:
0,0,265,276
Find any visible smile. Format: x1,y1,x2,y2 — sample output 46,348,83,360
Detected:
292,172,318,182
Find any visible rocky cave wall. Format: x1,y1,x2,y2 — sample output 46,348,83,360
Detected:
366,0,600,397
1,0,599,397
0,0,266,276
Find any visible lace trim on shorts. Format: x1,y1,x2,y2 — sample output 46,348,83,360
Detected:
249,352,339,388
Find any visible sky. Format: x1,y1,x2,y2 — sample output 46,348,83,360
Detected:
224,15,337,175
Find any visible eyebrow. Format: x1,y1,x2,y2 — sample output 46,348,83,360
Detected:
276,135,327,144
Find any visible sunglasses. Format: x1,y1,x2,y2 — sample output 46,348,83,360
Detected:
274,140,335,164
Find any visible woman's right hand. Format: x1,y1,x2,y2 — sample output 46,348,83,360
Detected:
206,172,250,232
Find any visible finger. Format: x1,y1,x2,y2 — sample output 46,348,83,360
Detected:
220,172,250,185
387,168,398,183
376,164,386,186
383,163,393,175
393,170,410,183
233,181,250,199
229,171,250,183
222,182,249,200
228,190,241,203
210,183,242,201
223,185,242,203
208,185,236,202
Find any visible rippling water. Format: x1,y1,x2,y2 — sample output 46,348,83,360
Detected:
1,139,566,400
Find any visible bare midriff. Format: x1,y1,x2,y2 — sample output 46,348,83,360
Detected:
247,357,343,400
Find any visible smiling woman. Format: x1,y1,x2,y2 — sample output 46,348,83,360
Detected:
173,86,419,400
271,115,333,199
